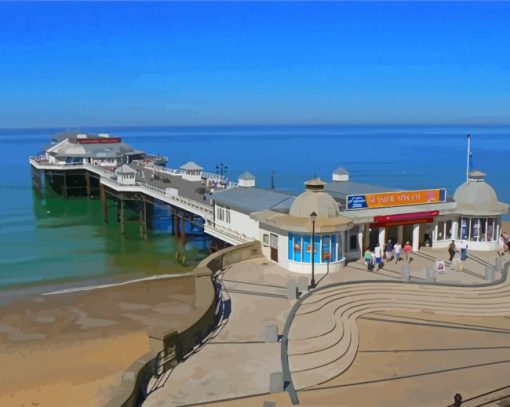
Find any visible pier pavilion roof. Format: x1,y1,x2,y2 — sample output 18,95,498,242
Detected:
46,137,143,159
453,171,509,216
251,209,353,234
180,161,204,171
212,187,295,214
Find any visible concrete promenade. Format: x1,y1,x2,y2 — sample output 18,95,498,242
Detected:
144,258,294,406
143,249,510,407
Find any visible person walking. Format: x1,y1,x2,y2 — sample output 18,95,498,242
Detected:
363,248,373,271
460,240,468,261
394,242,402,263
448,240,457,262
374,243,383,269
404,241,412,263
498,234,507,256
385,240,394,261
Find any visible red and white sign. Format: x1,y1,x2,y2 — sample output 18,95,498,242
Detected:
78,137,122,144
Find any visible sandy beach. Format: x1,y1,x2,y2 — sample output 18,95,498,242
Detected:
0,274,202,407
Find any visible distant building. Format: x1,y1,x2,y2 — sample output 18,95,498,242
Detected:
42,132,145,167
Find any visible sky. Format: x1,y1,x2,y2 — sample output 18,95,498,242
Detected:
1,1,510,128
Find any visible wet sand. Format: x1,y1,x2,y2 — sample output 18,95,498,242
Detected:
0,274,201,407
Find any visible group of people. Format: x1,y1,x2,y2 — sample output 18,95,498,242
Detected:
363,240,412,271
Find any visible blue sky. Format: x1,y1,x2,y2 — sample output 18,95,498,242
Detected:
1,2,510,127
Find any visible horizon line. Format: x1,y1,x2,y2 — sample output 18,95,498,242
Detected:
2,122,510,131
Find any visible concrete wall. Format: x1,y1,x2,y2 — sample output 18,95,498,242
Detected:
215,205,259,240
105,241,263,407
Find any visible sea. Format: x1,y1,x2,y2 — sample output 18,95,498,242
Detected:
0,125,509,296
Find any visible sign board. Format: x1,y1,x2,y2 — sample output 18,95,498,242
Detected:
346,189,447,210
78,137,122,144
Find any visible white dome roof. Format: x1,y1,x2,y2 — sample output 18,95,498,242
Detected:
453,171,508,215
289,179,340,218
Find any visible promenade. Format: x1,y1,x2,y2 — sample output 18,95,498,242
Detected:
143,249,510,407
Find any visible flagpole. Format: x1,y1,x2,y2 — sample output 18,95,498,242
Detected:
466,134,471,181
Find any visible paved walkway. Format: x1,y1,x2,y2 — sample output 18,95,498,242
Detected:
144,258,295,406
143,249,510,406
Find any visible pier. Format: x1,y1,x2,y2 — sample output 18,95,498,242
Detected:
30,156,250,248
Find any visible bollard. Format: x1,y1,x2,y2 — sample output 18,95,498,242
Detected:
286,280,298,300
297,277,309,293
269,372,284,393
495,256,503,273
401,265,411,281
426,267,435,282
485,266,495,282
265,325,278,343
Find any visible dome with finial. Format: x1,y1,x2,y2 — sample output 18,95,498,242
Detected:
453,170,508,215
289,178,340,218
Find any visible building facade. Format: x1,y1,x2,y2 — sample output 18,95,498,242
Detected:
212,167,509,275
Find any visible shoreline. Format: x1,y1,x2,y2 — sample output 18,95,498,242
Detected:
0,271,207,407
0,262,198,305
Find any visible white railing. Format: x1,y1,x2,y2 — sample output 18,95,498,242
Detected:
206,223,253,243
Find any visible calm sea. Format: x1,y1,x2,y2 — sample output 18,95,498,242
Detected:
0,125,508,292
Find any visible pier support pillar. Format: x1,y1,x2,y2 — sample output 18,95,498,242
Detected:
63,172,68,199
143,200,148,240
100,185,107,223
120,196,125,236
85,172,91,198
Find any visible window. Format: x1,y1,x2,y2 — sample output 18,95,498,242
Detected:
459,217,469,240
446,220,453,239
263,233,270,246
322,236,331,262
437,221,445,240
216,207,224,221
293,234,302,262
487,219,495,242
471,218,481,242
225,209,231,224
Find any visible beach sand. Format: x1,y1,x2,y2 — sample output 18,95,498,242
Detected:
0,274,201,407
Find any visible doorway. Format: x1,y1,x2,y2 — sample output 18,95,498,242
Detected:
270,233,278,262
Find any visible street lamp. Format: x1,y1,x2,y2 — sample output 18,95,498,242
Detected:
310,211,317,289
216,163,228,177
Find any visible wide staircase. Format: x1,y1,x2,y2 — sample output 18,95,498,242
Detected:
287,271,510,390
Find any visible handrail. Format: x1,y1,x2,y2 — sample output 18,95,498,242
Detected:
446,385,510,407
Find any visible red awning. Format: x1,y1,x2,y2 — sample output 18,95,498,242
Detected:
370,211,439,228
373,210,439,223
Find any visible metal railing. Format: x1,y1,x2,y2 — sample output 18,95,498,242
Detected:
446,386,510,406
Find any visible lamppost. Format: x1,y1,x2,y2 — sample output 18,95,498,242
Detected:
310,211,317,289
216,163,228,177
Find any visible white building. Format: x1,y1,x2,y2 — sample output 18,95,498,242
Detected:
42,132,145,167
180,161,204,182
212,166,509,275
